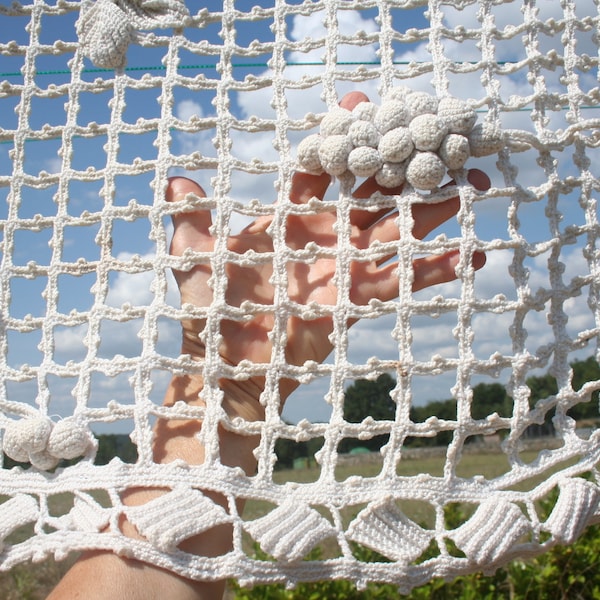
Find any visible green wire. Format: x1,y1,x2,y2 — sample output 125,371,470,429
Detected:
0,59,596,146
1,61,402,78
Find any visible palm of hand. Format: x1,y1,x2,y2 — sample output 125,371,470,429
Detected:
167,92,489,406
169,175,382,387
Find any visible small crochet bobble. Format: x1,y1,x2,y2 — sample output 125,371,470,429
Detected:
297,89,504,191
3,416,94,469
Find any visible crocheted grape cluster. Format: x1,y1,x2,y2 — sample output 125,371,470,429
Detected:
297,88,504,190
3,416,94,470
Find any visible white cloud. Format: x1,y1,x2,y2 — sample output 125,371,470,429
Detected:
37,4,600,431
44,156,62,174
53,323,88,363
176,99,204,122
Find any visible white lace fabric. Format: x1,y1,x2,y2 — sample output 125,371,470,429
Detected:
0,0,599,591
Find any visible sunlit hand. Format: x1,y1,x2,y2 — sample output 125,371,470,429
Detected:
166,91,490,409
48,91,491,600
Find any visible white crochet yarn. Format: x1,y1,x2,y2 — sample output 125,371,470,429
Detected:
47,418,94,460
378,127,414,163
126,488,232,552
69,495,112,534
450,499,531,566
468,122,506,157
405,91,439,119
352,101,380,122
382,85,412,103
28,450,60,471
348,146,383,178
2,1,599,591
297,90,505,191
373,99,411,134
409,114,448,151
346,498,431,563
296,134,324,174
437,97,478,135
0,495,39,551
375,161,407,188
348,120,381,148
244,499,337,562
320,107,356,136
406,151,447,190
3,417,93,467
77,0,189,69
543,479,600,544
317,134,353,176
440,133,471,170
77,0,134,69
2,417,52,463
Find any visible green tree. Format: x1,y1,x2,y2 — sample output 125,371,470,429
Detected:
526,372,558,405
94,434,137,465
340,373,396,453
274,435,324,470
409,399,456,447
343,373,396,422
524,356,600,430
471,382,511,420
569,356,600,420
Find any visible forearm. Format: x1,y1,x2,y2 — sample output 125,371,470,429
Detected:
47,374,262,600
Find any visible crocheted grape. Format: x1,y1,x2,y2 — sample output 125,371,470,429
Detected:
47,418,94,460
348,120,380,148
3,417,52,463
3,416,93,469
297,89,504,191
348,146,383,177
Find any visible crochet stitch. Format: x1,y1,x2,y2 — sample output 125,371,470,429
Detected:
0,0,599,593
297,92,506,190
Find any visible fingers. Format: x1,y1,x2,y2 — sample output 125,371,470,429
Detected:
354,249,486,305
339,91,370,111
356,169,491,255
412,250,486,293
166,177,211,255
462,168,491,192
412,169,491,239
289,171,331,204
351,167,490,235
350,179,403,229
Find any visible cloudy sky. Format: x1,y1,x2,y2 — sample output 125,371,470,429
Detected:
0,0,598,431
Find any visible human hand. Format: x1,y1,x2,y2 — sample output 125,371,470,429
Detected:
47,92,490,600
166,91,490,411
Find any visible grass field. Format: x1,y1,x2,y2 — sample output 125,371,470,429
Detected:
0,448,573,598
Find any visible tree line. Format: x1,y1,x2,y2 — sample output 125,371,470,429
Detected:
275,355,600,468
3,356,598,470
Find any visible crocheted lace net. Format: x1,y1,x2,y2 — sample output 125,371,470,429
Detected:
0,0,599,591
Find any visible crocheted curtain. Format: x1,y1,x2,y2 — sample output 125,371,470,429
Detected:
0,0,599,591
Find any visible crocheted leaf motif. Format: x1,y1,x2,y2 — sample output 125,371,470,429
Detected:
244,500,336,562
77,0,189,69
346,498,432,563
0,495,38,551
69,494,112,533
450,499,531,565
126,487,231,552
543,479,600,544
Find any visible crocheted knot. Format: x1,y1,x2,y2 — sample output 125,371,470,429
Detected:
297,89,505,191
3,417,93,470
77,0,190,69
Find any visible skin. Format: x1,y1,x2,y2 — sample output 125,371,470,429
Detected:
47,91,490,599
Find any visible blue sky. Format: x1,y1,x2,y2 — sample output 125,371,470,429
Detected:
0,1,598,431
